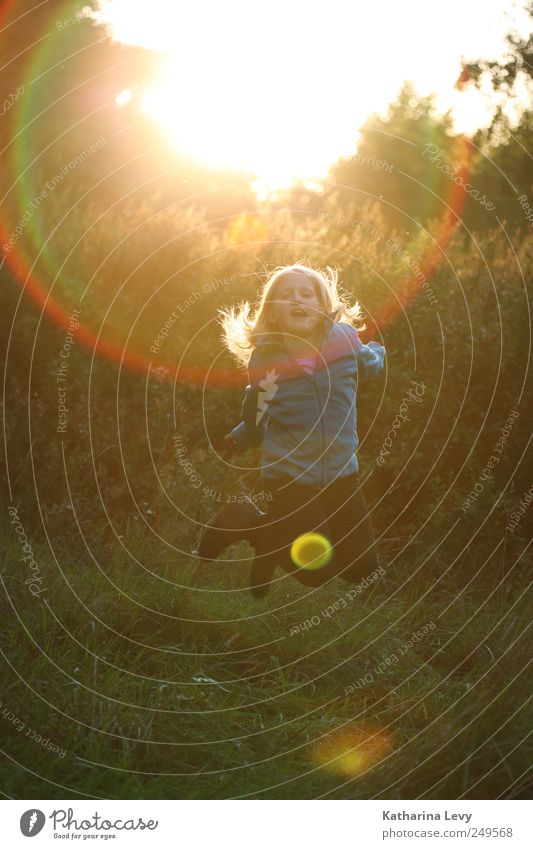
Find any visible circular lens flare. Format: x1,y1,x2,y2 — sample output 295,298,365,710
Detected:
1,1,473,385
291,531,333,570
312,725,394,776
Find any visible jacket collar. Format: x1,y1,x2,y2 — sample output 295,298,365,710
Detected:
249,312,351,382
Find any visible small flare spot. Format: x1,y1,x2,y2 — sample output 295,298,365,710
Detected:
290,532,333,570
312,726,394,776
226,213,268,246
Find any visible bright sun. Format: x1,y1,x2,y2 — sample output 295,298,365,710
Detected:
97,0,520,191
128,1,377,191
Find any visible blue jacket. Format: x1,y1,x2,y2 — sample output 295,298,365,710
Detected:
229,317,386,487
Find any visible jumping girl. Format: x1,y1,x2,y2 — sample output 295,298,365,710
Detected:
196,263,386,598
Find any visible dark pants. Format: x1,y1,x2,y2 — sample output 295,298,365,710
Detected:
249,473,379,594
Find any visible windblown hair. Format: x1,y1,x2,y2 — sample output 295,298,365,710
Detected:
219,263,366,368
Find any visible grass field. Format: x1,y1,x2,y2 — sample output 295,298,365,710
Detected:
1,192,532,800
1,471,531,800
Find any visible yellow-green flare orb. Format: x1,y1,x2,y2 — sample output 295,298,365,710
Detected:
290,532,333,570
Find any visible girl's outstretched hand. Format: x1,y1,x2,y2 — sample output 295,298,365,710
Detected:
224,433,238,447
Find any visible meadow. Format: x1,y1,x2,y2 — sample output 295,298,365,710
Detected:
1,193,532,799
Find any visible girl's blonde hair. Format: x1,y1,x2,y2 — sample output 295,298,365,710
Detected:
219,263,366,367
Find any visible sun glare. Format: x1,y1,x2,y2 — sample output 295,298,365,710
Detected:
135,4,372,190
96,0,527,190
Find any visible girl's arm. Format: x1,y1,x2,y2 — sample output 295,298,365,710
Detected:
226,349,267,449
349,325,386,378
226,382,265,449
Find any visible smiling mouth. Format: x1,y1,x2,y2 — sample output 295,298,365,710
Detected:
291,307,308,317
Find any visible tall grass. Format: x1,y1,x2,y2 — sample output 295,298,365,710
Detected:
1,195,531,799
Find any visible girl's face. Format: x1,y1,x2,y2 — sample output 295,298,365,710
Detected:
268,272,324,338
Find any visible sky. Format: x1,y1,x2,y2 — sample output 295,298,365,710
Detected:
93,0,532,189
